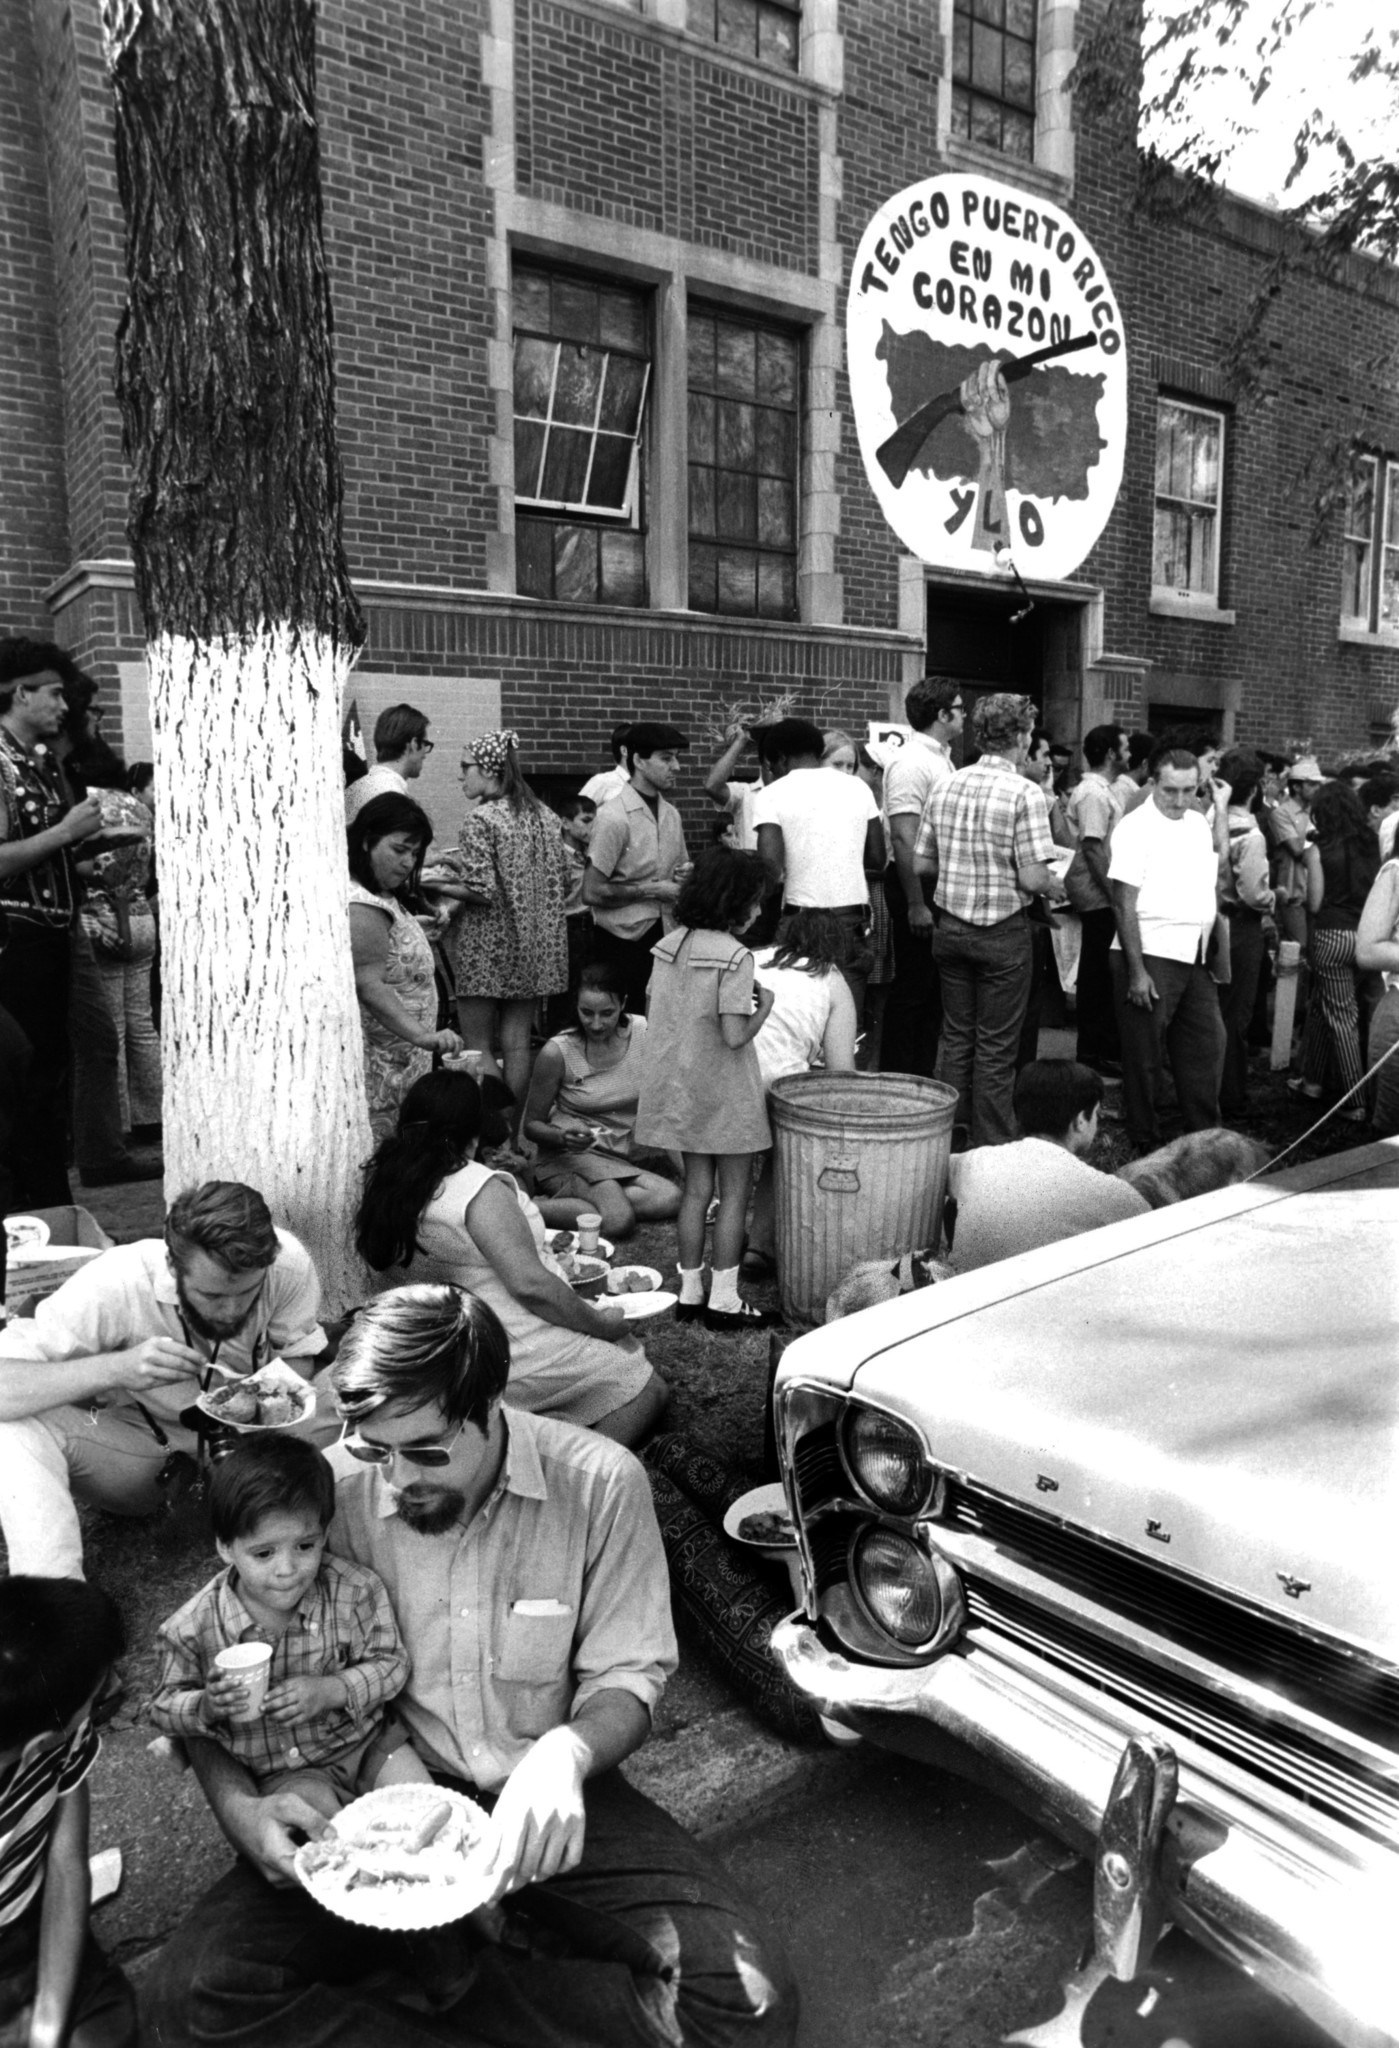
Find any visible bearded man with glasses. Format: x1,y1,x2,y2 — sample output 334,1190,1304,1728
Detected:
146,1281,798,2048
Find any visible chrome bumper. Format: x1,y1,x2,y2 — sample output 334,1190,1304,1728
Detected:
773,1616,1399,2048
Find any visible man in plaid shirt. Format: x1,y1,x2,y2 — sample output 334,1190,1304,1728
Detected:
915,693,1067,1145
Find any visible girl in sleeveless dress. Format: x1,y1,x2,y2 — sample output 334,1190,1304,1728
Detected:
355,1069,667,1446
633,847,777,1332
523,959,681,1240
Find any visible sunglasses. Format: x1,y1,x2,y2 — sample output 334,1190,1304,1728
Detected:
339,1420,467,1469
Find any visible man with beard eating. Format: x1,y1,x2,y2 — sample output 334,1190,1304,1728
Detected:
0,1180,325,1576
144,1282,798,2048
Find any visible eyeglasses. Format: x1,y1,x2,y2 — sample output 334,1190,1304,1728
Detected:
339,1420,467,1468
418,740,434,754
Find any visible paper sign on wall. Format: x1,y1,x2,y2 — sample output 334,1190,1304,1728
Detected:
848,174,1127,584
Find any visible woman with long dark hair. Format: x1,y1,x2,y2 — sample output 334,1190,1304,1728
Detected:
355,1069,667,1445
437,731,569,1109
522,959,681,1240
348,793,462,1143
1293,778,1379,1121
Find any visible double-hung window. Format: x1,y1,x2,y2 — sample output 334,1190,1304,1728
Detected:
951,0,1037,162
688,310,800,619
1153,399,1225,606
513,267,651,607
1341,452,1399,635
689,0,800,70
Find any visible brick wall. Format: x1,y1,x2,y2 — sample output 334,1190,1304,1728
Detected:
0,0,70,630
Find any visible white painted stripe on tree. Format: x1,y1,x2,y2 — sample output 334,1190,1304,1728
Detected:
149,624,371,1315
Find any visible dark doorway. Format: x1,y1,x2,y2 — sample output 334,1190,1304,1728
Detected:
925,582,1083,759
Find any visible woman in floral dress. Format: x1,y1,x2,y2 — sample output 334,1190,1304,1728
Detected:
441,730,570,1110
348,793,462,1143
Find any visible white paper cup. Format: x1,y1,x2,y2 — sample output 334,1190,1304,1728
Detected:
214,1641,273,1722
576,1211,603,1255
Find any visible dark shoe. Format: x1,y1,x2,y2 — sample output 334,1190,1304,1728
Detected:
739,1247,776,1280
674,1301,707,1324
80,1155,164,1186
703,1301,782,1332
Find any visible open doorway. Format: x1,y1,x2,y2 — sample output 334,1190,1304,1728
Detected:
924,582,1084,761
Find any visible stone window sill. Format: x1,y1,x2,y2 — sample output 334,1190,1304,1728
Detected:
1150,591,1236,626
1338,621,1399,648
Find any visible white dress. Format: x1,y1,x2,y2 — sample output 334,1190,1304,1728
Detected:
752,947,841,1088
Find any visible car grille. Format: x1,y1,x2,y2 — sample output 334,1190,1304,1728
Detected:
969,1581,1399,1848
789,1421,1399,1845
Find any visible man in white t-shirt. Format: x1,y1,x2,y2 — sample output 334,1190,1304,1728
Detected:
753,718,883,1022
881,678,963,1077
946,1059,1148,1272
344,703,431,823
1108,749,1226,1151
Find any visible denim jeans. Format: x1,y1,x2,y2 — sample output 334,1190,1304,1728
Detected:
140,1769,798,2048
1217,910,1265,1114
1111,951,1225,1148
1075,906,1121,1067
69,918,128,1170
931,910,1032,1145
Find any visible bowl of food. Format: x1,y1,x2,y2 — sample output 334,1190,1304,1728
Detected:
197,1364,316,1432
294,1783,493,1930
606,1265,662,1296
724,1482,797,1555
558,1253,611,1297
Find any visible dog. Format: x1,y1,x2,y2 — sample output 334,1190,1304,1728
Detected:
824,1248,954,1323
1115,1127,1273,1208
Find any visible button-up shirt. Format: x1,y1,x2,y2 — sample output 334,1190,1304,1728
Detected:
587,781,688,939
326,1408,676,1792
150,1552,408,1783
915,753,1054,926
0,1232,325,1436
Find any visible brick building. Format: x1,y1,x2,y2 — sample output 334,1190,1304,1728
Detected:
5,0,1398,841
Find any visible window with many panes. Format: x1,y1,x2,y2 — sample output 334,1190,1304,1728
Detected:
1153,399,1225,603
690,0,800,70
513,267,651,607
1341,452,1399,634
688,310,800,619
951,0,1037,162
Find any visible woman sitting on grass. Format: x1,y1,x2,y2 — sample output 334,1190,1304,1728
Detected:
522,960,681,1242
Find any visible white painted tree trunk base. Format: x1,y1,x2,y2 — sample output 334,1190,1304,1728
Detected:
150,626,371,1314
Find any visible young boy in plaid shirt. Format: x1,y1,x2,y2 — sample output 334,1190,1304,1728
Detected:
150,1435,429,1819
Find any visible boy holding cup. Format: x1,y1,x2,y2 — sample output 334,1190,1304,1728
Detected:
150,1436,430,1818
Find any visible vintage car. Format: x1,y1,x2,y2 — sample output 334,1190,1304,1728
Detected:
770,1139,1399,2048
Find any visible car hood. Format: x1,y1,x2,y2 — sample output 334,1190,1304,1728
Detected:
782,1149,1399,1655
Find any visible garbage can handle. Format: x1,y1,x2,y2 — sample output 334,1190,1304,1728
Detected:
817,1153,861,1195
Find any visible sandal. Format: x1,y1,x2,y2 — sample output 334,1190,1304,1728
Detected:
702,1301,782,1333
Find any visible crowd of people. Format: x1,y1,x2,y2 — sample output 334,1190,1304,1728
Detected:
6,636,1399,2043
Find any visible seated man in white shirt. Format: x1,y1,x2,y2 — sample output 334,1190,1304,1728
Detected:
945,1059,1148,1273
145,1283,797,2048
0,1180,326,1577
752,717,884,1023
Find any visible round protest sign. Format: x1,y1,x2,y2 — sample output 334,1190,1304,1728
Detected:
847,173,1127,583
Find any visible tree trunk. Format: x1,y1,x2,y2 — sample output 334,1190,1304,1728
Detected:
104,0,370,1311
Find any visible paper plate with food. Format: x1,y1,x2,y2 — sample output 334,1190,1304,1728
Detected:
724,1482,798,1555
605,1264,662,1296
196,1360,316,1432
294,1784,494,1931
614,1289,678,1320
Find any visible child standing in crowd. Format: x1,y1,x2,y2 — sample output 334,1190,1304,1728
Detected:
548,794,597,1032
150,1436,430,1820
0,1577,136,2048
634,846,776,1331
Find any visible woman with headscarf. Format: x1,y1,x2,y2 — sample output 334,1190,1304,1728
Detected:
437,730,571,1110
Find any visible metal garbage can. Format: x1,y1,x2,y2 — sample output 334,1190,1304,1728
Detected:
769,1072,958,1328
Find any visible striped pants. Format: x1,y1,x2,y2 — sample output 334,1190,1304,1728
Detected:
1300,925,1367,1114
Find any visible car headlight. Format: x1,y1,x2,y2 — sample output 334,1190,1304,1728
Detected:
851,1526,959,1649
843,1407,935,1516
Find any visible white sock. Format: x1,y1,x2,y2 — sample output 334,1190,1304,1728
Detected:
708,1265,742,1313
678,1265,706,1306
